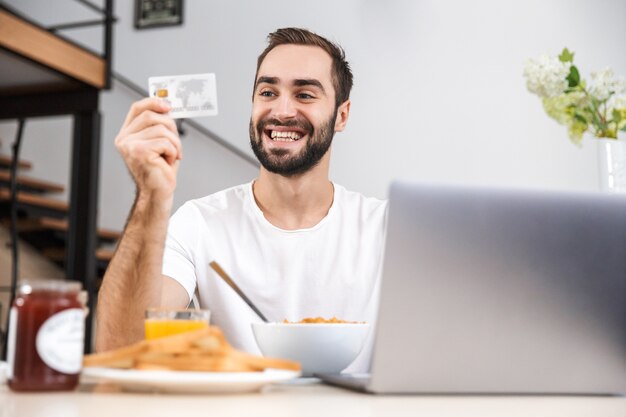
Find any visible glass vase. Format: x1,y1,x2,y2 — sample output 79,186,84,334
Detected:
596,137,626,193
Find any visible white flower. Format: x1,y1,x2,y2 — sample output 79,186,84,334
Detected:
523,54,571,98
525,47,626,140
607,93,626,114
589,68,626,101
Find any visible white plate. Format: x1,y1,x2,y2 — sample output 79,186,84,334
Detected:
81,367,300,394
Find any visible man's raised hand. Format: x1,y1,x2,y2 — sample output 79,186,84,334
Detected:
114,98,182,200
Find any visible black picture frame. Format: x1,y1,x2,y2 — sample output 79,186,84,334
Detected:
134,0,184,30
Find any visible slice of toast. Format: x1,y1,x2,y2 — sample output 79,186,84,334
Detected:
83,339,149,369
83,325,301,372
135,352,255,372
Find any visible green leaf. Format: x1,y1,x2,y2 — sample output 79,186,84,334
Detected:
559,48,575,63
573,113,588,124
567,66,580,87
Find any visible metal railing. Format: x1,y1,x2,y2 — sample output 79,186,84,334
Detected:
47,0,116,89
0,0,117,90
47,0,257,167
0,0,256,167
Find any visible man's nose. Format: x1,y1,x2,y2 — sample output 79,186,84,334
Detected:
273,95,297,120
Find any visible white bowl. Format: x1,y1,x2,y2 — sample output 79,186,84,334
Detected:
251,322,370,375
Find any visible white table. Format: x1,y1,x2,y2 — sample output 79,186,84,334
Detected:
1,380,625,417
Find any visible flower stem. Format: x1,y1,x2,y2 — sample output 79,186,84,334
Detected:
581,85,611,137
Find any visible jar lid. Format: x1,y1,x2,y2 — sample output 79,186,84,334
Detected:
18,280,82,294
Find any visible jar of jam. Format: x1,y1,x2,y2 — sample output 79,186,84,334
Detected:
6,281,85,392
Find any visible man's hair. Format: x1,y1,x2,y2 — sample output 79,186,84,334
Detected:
255,27,353,108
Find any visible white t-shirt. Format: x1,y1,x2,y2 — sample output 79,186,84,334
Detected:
162,181,388,372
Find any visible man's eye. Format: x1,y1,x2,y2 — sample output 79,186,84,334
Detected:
259,91,275,97
297,93,314,100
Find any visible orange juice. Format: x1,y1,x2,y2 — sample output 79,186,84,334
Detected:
144,319,208,340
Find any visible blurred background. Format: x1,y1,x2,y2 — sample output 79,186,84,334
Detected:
1,0,625,230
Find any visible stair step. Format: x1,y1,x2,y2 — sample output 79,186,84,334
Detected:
39,216,121,242
0,171,64,193
42,247,114,262
97,248,114,262
0,154,32,170
3,217,121,242
0,188,68,213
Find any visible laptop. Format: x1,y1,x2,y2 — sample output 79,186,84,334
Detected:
318,180,626,395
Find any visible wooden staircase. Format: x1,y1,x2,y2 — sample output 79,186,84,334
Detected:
0,153,119,279
1,2,115,351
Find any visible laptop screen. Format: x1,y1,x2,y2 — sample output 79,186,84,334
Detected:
365,181,626,394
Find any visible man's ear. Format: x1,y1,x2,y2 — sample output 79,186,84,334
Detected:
334,100,351,132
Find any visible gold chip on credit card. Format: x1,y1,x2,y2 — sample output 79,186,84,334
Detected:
156,89,169,98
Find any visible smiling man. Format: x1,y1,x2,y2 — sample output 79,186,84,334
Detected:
96,28,387,372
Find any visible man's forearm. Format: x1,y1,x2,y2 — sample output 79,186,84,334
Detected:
95,192,173,351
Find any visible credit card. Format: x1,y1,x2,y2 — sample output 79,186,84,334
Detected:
148,73,218,118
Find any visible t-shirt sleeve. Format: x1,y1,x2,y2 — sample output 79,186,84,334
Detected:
162,202,199,301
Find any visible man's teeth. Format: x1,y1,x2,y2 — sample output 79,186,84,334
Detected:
270,131,302,142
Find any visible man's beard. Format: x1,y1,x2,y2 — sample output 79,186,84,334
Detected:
249,110,337,177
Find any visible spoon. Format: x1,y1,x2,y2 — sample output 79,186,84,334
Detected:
209,261,269,323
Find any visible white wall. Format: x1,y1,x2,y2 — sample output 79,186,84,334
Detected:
1,0,625,231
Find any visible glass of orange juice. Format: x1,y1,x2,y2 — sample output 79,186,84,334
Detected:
144,308,211,340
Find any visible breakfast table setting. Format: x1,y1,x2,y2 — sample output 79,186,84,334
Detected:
1,314,624,417
2,275,625,417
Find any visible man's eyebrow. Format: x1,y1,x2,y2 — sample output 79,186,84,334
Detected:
255,76,279,87
293,79,325,93
255,76,326,94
